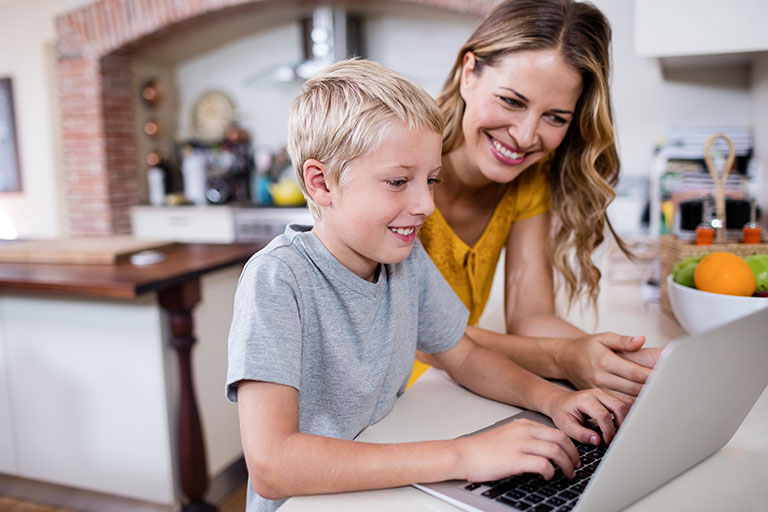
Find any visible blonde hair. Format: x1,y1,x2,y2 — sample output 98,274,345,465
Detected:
287,58,444,218
437,0,630,307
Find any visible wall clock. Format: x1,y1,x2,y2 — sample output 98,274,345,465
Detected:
191,90,237,143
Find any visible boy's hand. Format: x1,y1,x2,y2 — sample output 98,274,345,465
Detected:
459,418,580,483
547,388,628,446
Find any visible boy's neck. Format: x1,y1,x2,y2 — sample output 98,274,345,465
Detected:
310,223,381,283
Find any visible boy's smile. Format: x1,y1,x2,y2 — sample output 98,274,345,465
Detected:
311,121,442,282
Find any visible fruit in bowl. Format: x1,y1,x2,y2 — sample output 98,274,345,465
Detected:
745,254,768,293
667,274,768,334
694,252,756,296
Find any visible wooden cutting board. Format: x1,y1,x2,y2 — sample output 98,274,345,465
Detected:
0,236,175,265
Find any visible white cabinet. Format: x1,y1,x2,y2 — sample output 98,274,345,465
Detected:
131,205,236,243
131,205,314,244
0,268,243,505
635,0,768,58
0,308,15,474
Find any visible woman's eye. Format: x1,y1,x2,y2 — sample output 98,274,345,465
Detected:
387,179,407,188
500,96,524,109
427,177,441,187
546,113,569,126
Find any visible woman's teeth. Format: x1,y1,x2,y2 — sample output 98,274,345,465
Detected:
391,227,415,235
492,139,525,160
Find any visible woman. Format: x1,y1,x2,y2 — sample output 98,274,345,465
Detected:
415,0,660,399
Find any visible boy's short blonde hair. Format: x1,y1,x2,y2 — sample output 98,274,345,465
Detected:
287,58,444,218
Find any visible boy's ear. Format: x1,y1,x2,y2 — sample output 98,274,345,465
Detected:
303,158,333,207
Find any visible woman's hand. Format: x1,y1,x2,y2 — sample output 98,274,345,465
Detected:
559,333,661,398
459,418,580,483
546,387,629,446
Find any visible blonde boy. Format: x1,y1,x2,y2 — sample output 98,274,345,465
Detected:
226,59,626,512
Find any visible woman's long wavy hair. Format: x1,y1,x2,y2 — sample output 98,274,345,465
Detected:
437,0,631,308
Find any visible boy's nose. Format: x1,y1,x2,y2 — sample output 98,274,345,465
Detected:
411,183,435,217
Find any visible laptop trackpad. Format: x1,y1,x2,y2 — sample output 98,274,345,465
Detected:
460,409,555,438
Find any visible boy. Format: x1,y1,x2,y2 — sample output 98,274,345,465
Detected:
226,59,626,512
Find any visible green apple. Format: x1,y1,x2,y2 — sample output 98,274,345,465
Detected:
673,254,705,288
745,254,768,292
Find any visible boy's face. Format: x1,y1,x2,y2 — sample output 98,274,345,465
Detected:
315,122,442,281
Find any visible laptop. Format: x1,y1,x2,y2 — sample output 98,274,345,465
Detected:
414,308,768,512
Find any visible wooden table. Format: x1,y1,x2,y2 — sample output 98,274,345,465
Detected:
0,242,260,511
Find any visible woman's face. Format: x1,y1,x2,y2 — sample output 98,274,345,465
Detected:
458,49,583,184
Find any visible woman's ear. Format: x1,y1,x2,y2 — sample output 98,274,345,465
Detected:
303,159,333,207
459,51,477,98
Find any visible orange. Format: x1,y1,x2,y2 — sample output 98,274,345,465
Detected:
693,252,757,296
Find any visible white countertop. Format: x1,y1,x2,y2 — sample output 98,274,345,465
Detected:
281,283,768,511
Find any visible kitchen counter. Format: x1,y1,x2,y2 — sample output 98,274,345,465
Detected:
0,241,258,298
0,242,262,510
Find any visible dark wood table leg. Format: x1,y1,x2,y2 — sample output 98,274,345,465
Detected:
159,279,217,512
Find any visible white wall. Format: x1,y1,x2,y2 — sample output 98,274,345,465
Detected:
0,0,763,239
594,0,752,177
0,0,91,239
168,5,478,153
752,53,768,213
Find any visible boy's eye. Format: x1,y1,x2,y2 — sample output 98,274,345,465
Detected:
428,177,441,187
387,179,407,188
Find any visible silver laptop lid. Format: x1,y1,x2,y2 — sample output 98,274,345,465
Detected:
414,308,768,512
575,308,768,511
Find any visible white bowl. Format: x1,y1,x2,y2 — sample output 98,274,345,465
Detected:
667,274,768,334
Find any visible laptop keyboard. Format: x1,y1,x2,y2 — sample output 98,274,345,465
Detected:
463,440,607,511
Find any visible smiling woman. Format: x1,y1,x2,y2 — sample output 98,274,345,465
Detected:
413,0,664,398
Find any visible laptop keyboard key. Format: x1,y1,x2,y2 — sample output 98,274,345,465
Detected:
496,496,531,509
546,496,567,506
523,493,545,504
505,489,526,500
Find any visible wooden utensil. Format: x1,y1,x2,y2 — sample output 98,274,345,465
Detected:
704,133,735,243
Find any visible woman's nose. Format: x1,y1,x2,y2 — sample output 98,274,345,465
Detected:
509,112,539,149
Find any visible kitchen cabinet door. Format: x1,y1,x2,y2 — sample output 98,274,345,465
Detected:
0,298,17,474
635,0,768,58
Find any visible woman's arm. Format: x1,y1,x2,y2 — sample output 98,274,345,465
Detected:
481,212,661,396
237,380,580,500
432,333,627,445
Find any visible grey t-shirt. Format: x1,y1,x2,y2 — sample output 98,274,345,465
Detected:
226,224,468,512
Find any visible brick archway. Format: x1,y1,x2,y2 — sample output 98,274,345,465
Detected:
55,0,491,237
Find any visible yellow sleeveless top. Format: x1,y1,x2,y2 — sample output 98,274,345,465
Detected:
407,165,550,387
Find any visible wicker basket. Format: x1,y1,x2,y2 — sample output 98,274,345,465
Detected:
659,234,768,314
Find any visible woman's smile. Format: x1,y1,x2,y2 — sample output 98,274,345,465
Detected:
487,134,528,165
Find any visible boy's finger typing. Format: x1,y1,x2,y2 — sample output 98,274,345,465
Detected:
550,388,628,445
459,418,580,483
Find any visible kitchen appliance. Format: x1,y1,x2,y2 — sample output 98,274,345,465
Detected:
244,7,364,84
234,207,313,243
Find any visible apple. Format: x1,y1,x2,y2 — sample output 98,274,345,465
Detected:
745,254,768,292
673,254,705,288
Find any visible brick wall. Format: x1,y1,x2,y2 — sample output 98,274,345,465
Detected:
55,0,492,236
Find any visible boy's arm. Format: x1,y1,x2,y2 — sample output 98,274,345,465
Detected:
432,332,629,446
237,380,580,500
